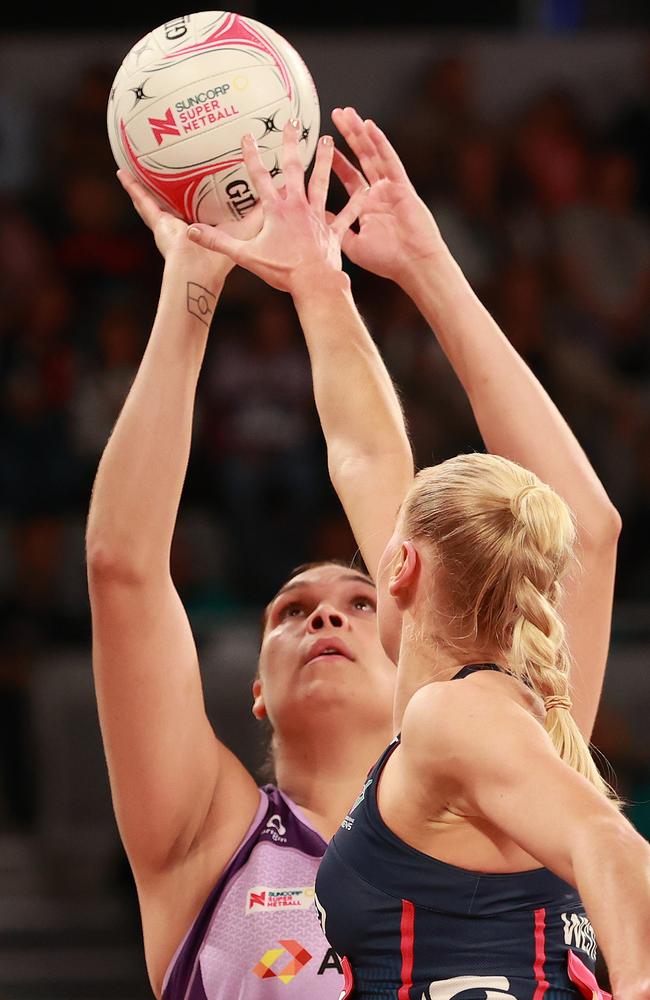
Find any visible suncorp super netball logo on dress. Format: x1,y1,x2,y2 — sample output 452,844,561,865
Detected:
246,886,315,914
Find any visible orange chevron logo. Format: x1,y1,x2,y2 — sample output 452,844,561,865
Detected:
252,939,312,983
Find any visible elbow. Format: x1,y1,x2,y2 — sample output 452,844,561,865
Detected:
581,502,622,550
86,540,151,588
329,450,414,486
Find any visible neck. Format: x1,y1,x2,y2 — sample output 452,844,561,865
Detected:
274,719,394,841
393,626,502,730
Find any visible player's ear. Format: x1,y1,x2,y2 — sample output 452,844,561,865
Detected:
389,541,419,608
252,678,267,720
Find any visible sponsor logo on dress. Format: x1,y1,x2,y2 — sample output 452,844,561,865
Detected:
341,778,372,831
422,976,516,999
246,886,315,914
252,941,343,983
562,912,597,961
261,813,288,843
252,939,312,983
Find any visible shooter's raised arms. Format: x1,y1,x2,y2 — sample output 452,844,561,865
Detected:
87,176,261,995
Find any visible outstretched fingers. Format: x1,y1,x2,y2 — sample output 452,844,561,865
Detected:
281,118,305,196
240,134,278,206
364,118,410,183
331,107,381,183
331,147,368,197
329,184,370,239
308,135,334,216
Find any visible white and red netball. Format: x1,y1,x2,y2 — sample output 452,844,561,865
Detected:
107,11,320,224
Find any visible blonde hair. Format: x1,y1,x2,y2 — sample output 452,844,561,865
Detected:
402,452,618,805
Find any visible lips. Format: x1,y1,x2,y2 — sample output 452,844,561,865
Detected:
303,636,354,666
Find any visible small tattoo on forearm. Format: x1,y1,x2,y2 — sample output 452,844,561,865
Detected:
187,282,216,325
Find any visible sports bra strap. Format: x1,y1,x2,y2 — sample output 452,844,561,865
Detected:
451,662,503,680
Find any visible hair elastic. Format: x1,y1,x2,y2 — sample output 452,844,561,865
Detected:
543,694,572,712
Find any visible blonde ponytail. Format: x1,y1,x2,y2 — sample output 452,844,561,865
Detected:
402,453,620,806
509,563,618,804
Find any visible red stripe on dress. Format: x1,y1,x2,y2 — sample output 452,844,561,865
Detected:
398,899,415,1000
533,907,550,999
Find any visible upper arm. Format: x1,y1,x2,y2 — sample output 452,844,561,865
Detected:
401,684,618,886
561,527,620,741
89,569,259,877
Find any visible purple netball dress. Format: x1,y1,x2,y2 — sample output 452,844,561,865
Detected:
161,784,345,999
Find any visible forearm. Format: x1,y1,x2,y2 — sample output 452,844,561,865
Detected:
400,249,619,542
87,255,223,578
293,269,410,466
571,816,650,996
292,267,413,576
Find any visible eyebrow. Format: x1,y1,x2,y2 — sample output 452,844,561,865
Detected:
273,572,376,601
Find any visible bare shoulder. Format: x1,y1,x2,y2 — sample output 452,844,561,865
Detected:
400,675,552,787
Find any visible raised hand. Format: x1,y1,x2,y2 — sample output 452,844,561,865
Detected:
186,119,369,294
330,107,446,285
117,168,261,283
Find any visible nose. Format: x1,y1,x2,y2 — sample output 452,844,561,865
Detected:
307,603,348,632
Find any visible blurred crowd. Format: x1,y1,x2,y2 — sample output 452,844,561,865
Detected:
1,47,650,834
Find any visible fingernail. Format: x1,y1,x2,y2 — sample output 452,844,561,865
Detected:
242,133,256,145
187,226,201,239
321,135,333,146
289,118,300,129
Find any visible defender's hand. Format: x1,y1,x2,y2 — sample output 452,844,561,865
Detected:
331,107,446,286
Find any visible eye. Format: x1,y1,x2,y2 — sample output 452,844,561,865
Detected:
352,595,376,613
278,601,305,620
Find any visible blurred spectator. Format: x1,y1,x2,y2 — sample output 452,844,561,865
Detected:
431,131,509,298
202,293,324,601
491,256,641,516
0,621,37,831
372,284,480,465
388,53,483,200
616,429,650,598
47,63,117,179
608,40,650,211
554,149,650,376
511,89,590,214
70,296,144,475
56,168,153,294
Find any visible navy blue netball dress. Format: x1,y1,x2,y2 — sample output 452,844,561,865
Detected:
315,664,611,1000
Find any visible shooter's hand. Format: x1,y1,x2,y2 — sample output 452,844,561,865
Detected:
117,168,261,284
185,119,370,295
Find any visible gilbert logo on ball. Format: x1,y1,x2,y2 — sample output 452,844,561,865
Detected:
107,11,320,224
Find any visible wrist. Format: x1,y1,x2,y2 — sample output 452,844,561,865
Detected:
397,244,473,316
163,249,231,296
290,265,352,307
396,241,455,293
